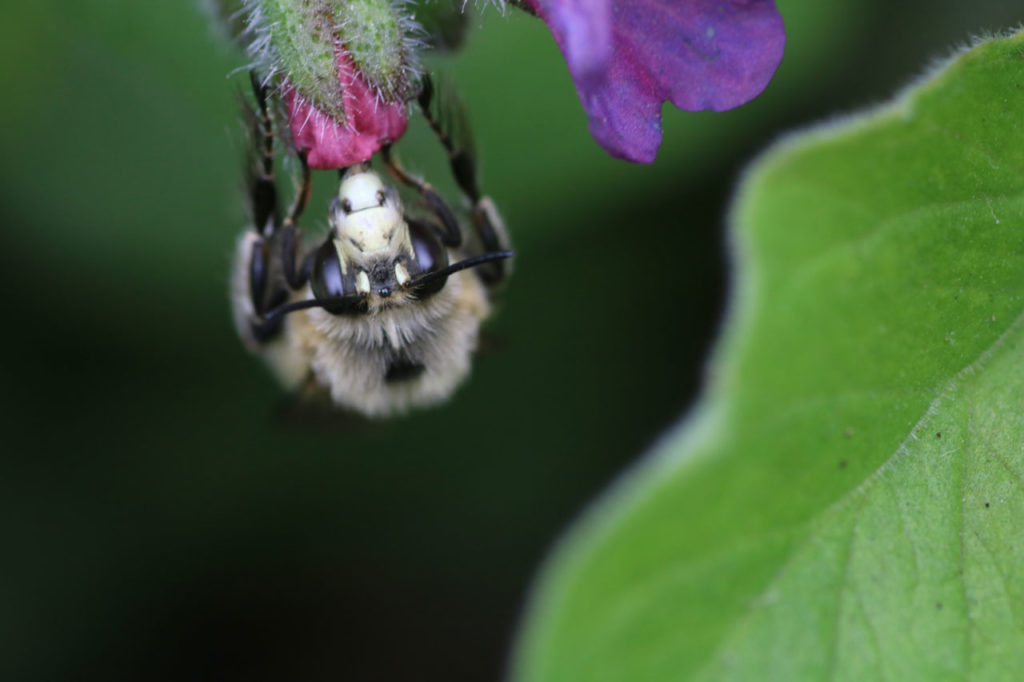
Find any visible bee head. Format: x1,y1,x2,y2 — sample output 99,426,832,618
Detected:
330,165,412,265
325,164,415,301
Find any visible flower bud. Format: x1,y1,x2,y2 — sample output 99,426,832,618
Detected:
244,0,421,168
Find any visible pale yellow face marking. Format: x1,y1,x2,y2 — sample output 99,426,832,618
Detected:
356,271,371,294
395,262,410,286
333,240,348,275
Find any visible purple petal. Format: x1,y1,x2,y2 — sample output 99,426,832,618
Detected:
530,0,785,162
521,0,612,90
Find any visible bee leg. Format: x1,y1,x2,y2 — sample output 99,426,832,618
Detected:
468,197,509,285
284,151,313,227
241,79,278,307
233,230,288,346
243,231,290,344
416,74,480,203
244,72,314,291
244,71,281,236
248,216,310,344
279,152,313,289
380,145,462,248
417,73,509,285
244,83,313,330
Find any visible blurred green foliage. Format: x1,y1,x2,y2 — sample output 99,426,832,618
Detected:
515,31,1024,682
0,1,1021,680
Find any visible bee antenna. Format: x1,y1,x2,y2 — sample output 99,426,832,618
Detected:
259,295,366,323
404,251,514,292
257,251,512,323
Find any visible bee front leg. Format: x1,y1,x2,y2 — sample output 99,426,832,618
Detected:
468,197,510,286
238,77,312,343
232,230,285,347
248,212,313,343
380,145,462,248
416,73,510,285
244,71,280,236
279,152,313,289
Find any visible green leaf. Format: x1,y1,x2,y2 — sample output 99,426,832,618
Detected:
513,30,1024,682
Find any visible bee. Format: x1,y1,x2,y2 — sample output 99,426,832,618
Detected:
231,74,512,417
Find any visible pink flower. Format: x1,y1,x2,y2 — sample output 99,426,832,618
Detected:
285,48,408,170
520,0,786,162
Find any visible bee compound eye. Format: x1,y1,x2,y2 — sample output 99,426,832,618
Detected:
311,242,346,299
409,224,445,271
310,241,366,315
408,221,450,297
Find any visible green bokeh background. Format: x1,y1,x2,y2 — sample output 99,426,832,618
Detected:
0,2,1020,680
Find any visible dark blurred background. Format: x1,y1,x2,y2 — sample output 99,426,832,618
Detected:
0,2,1020,680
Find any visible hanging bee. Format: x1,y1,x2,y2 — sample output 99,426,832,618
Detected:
231,73,512,417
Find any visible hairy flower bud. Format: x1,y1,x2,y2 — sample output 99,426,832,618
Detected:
242,0,421,168
284,49,408,168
